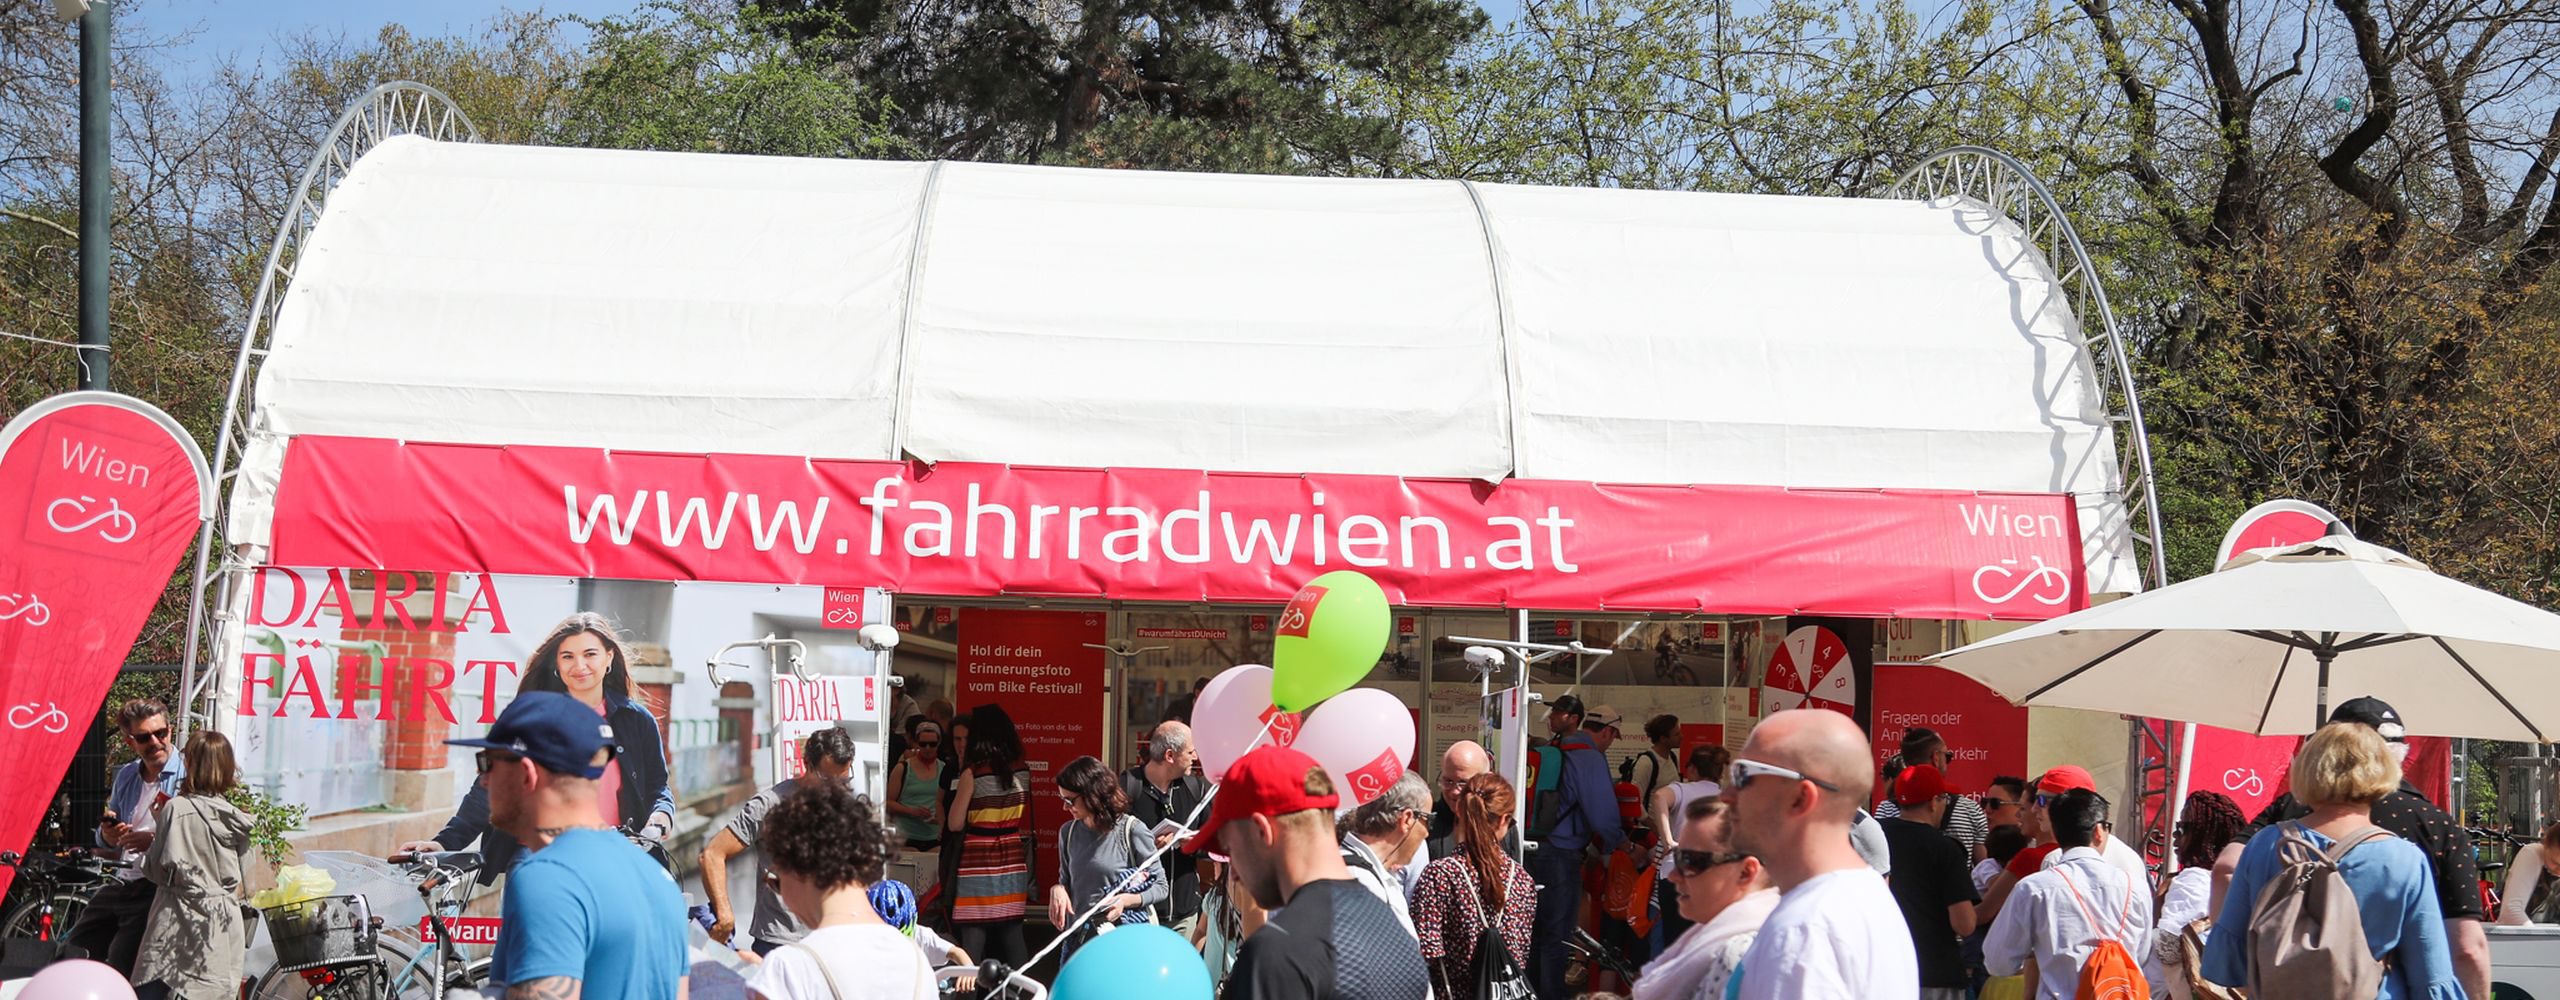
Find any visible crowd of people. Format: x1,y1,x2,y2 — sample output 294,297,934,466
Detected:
40,606,2502,1000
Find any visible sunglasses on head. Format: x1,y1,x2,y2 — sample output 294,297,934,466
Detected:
1728,757,1841,793
1673,849,1750,875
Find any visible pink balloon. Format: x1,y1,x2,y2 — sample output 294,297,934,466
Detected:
27,959,137,1000
1192,664,1301,778
1292,688,1417,809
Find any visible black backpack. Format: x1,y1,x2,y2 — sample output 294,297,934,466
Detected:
1455,858,1532,1000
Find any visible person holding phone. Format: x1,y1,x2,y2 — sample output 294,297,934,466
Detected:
63,699,184,975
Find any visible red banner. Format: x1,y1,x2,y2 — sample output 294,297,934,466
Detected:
268,436,2089,619
956,609,1106,888
0,394,210,894
1870,664,2030,804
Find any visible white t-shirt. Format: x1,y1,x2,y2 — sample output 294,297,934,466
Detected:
2039,833,2151,892
1736,867,1919,1000
747,924,934,1000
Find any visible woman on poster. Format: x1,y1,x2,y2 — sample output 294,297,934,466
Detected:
399,611,676,877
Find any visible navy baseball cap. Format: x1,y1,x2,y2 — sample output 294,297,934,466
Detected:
447,691,620,779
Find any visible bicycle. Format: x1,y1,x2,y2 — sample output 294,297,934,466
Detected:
247,851,493,1000
939,959,1048,999
0,847,122,943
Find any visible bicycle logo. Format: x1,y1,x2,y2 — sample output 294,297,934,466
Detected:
2222,767,2265,798
823,607,862,625
7,702,70,734
1971,556,2072,607
45,495,139,544
0,593,49,626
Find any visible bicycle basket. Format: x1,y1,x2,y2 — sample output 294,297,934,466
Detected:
262,894,377,971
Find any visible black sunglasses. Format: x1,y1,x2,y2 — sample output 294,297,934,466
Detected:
1980,795,2017,810
128,726,170,745
474,750,522,775
915,741,941,750
1673,849,1750,876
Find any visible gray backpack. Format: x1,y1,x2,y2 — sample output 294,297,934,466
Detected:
2246,822,2392,997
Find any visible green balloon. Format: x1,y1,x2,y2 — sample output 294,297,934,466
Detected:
1269,570,1391,711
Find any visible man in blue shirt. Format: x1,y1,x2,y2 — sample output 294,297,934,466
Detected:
62,699,183,974
1530,698,1630,998
449,692,688,1000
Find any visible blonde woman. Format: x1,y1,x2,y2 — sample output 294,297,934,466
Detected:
2201,723,2462,999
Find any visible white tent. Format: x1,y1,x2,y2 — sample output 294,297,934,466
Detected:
232,135,2138,593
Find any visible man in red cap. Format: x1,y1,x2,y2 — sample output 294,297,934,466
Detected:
1192,744,1428,1000
1878,765,1979,1000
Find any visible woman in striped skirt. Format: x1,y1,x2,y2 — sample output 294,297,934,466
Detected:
946,703,1034,968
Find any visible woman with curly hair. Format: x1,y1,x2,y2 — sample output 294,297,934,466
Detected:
2154,790,2247,1000
1046,755,1166,958
748,782,934,1000
402,612,676,878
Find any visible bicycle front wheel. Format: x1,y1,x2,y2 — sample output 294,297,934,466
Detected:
0,891,86,940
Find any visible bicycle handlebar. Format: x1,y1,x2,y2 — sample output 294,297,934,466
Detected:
940,961,1046,999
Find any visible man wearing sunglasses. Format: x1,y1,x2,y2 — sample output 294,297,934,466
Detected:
61,698,183,974
1723,708,1918,1000
451,691,689,1000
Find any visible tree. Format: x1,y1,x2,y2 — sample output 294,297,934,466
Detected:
753,0,1487,172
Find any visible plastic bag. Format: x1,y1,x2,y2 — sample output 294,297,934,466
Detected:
249,864,337,910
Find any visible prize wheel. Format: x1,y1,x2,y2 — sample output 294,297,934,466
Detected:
1761,626,1857,717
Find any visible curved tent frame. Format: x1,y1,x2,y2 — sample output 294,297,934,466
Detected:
1893,148,2180,861
175,83,480,744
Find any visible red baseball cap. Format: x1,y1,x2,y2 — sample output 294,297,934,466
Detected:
1891,765,1955,806
2035,765,2097,795
1188,745,1340,852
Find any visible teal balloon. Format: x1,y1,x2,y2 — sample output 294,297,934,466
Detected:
1053,924,1212,1000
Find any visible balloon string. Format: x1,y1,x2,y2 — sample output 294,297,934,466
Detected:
1015,711,1280,978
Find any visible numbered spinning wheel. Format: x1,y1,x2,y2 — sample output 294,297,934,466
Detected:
1761,626,1857,717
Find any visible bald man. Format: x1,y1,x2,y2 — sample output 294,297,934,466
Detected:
1425,741,1518,870
1727,710,1919,1000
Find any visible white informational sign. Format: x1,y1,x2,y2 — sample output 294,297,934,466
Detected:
771,673,890,795
1486,685,1532,851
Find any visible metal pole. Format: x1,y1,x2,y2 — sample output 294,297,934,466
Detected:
76,0,111,390
2314,645,2335,732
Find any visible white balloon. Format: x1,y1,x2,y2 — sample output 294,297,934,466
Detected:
1192,664,1301,778
1292,688,1417,809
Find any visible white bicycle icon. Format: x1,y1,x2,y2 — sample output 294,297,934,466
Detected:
1972,556,2073,606
0,593,49,626
7,702,70,733
46,495,139,543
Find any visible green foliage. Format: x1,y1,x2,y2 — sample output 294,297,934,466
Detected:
754,0,1485,171
556,1,907,157
225,784,309,870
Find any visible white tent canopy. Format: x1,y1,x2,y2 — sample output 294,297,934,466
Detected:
238,136,2139,594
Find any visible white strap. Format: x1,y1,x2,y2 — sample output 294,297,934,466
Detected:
790,941,847,1000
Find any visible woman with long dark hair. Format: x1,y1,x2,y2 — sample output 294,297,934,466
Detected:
945,704,1034,968
1046,755,1165,958
1410,772,1536,999
399,612,676,876
2153,790,2247,999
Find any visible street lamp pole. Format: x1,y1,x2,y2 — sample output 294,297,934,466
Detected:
76,0,110,390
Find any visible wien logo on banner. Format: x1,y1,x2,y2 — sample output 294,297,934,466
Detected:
0,393,212,895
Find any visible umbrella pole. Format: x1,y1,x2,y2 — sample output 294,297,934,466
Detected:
2315,644,2336,731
